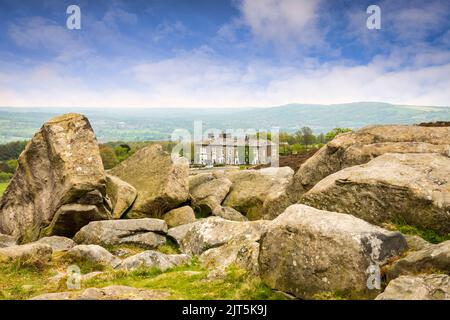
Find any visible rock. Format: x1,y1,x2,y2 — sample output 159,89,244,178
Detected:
0,243,52,264
35,236,76,252
30,285,170,300
222,167,294,220
190,177,232,215
199,237,260,275
73,219,167,249
259,204,407,299
109,144,189,218
289,125,450,200
386,240,450,280
404,235,432,251
0,233,16,248
300,153,450,234
167,222,197,245
106,174,137,219
179,217,268,255
189,173,214,191
66,245,121,268
0,113,111,242
118,250,190,271
376,274,450,300
163,206,196,228
212,206,248,221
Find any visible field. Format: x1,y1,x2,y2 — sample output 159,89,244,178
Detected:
0,182,8,197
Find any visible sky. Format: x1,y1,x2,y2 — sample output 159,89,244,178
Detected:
0,0,449,108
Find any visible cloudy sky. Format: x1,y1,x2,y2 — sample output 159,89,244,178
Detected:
0,0,449,108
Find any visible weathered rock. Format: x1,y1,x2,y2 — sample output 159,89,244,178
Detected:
222,167,294,220
30,285,170,300
0,243,52,264
118,250,190,271
376,274,450,300
190,177,232,215
300,153,450,234
289,125,450,200
188,173,214,191
212,206,248,221
167,222,197,245
0,233,16,248
73,219,167,249
109,144,189,218
163,206,196,228
66,245,121,268
386,240,450,280
106,174,137,219
179,217,268,255
199,237,260,276
0,113,111,242
35,236,76,252
404,235,432,251
259,204,407,299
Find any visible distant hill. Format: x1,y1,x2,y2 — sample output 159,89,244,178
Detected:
0,102,448,143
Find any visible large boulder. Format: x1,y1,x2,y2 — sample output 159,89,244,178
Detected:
35,236,76,252
118,250,190,271
222,167,294,220
73,219,167,249
163,206,196,228
105,174,137,219
190,177,232,215
109,144,189,218
66,244,121,268
0,243,52,264
386,240,450,280
259,204,407,299
179,217,268,255
0,114,111,242
300,153,450,234
376,274,450,300
289,125,450,200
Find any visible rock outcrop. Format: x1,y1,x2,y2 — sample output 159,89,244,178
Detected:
289,125,450,201
212,206,248,221
35,236,76,252
300,153,450,234
376,274,450,300
0,243,52,264
190,177,232,215
66,244,121,268
105,174,137,219
222,167,294,220
259,204,407,299
386,240,450,280
73,218,167,249
163,206,196,228
118,250,190,271
109,144,189,218
0,114,111,242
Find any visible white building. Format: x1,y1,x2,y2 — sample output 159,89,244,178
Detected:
194,133,277,166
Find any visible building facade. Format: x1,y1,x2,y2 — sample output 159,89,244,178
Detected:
194,133,277,165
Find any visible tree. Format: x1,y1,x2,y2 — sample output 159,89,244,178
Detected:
300,127,316,149
325,128,352,142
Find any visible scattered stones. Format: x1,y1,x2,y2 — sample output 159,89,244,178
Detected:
118,250,190,271
376,274,450,300
164,206,196,228
259,204,407,299
109,144,189,218
73,218,167,249
66,245,121,268
105,174,137,219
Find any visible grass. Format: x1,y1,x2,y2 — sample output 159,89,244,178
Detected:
0,182,8,197
384,220,450,244
0,254,285,300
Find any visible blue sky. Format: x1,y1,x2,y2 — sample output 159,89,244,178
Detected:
0,0,449,108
